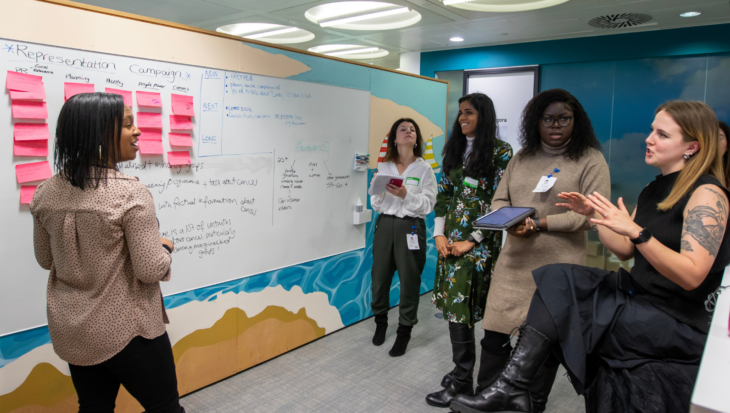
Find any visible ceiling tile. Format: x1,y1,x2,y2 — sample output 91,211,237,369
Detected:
74,0,241,25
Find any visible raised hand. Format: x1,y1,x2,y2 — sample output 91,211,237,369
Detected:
587,192,642,238
557,192,594,216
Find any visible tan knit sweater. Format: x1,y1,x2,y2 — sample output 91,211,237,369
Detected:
481,143,610,334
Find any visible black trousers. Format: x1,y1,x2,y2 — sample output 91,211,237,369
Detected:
371,214,427,326
68,332,184,413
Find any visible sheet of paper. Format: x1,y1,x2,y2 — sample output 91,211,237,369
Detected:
169,132,193,147
532,176,558,193
64,82,95,100
14,140,48,157
137,91,162,107
367,173,404,196
169,115,193,130
9,88,46,100
105,88,133,106
11,101,48,119
20,185,38,204
168,151,192,165
139,140,163,154
6,71,43,92
139,128,162,141
137,112,162,128
15,161,52,183
171,94,194,116
14,123,50,141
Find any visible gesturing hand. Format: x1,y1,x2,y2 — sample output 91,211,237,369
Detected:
587,192,642,238
506,218,537,239
386,183,408,199
556,192,594,216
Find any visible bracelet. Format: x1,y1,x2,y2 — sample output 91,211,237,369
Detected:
162,244,172,253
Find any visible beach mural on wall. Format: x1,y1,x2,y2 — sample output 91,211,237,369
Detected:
0,36,447,412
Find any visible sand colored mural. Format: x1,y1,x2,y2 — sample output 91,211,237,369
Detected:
368,96,445,169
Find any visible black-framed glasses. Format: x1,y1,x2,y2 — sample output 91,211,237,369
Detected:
541,116,573,128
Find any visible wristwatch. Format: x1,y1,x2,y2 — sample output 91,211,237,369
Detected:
534,217,542,231
467,234,480,245
630,228,652,245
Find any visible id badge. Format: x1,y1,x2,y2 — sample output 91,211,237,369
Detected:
532,176,557,193
407,234,420,250
463,177,479,189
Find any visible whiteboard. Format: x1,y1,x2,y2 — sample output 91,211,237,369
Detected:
1,39,369,335
466,67,539,153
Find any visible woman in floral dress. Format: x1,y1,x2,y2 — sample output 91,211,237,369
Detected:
426,93,512,408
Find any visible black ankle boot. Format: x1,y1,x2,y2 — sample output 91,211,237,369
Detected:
450,324,552,413
529,353,560,413
426,323,475,408
372,314,388,346
475,331,513,394
389,324,412,357
441,369,454,388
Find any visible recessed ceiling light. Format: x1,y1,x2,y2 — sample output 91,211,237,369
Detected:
326,47,380,56
217,23,314,44
680,11,701,17
442,0,569,12
306,2,422,30
450,37,464,42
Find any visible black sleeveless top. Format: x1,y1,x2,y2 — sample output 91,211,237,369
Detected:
631,173,730,333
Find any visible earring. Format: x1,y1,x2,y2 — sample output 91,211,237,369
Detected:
684,152,692,160
414,143,417,148
99,146,102,157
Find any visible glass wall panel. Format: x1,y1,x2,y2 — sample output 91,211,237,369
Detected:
435,70,464,140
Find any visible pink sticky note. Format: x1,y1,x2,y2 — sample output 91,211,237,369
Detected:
169,133,193,147
139,128,163,141
14,140,48,157
15,161,52,183
139,140,164,155
168,151,192,165
169,115,193,130
137,112,162,128
9,87,46,100
64,82,95,100
105,88,133,106
137,91,162,107
171,94,194,116
14,123,50,141
20,185,38,204
12,101,48,119
6,71,43,92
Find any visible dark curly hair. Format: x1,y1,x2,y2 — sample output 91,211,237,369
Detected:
518,89,600,159
442,93,497,178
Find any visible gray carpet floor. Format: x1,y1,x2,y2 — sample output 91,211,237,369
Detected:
180,294,585,413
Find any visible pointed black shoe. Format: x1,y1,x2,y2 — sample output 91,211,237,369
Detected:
529,353,560,413
389,324,412,357
426,323,476,408
372,314,388,346
450,325,552,413
441,369,454,388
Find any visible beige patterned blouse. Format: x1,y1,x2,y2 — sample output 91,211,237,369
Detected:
30,169,172,366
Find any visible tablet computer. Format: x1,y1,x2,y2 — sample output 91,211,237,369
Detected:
472,207,535,230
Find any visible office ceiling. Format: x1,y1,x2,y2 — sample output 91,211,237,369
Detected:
71,0,730,70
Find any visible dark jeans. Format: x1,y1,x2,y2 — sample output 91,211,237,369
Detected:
371,214,427,326
69,332,184,413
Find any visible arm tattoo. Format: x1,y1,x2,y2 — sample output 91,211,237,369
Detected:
681,240,694,252
682,187,728,257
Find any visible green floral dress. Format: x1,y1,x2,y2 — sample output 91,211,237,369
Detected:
432,140,513,325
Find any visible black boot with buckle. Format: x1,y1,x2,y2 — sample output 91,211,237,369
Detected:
450,324,552,413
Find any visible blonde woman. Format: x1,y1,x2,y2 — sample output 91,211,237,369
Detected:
452,100,730,413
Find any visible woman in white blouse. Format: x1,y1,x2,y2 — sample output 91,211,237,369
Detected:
370,118,438,357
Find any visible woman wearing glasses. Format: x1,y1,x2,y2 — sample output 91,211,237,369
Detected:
469,89,609,412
